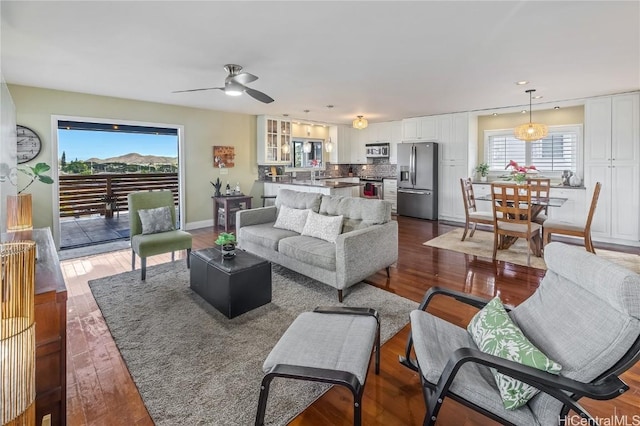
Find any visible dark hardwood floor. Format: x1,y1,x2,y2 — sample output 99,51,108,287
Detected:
62,216,640,425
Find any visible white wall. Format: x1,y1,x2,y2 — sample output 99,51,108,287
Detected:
1,75,17,233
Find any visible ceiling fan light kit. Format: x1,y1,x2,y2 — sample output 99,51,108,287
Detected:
514,89,548,142
173,64,274,103
352,115,368,130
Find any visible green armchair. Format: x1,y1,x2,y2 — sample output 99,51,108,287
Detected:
127,190,192,280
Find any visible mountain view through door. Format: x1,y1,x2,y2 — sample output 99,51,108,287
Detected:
57,121,179,250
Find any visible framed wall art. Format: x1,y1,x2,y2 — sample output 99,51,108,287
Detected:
213,146,235,168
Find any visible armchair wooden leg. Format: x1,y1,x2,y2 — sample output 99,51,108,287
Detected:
187,249,191,268
171,251,175,262
338,289,343,303
141,257,147,281
131,250,136,271
461,221,470,241
385,266,390,278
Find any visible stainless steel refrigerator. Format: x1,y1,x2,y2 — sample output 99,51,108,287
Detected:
397,142,438,220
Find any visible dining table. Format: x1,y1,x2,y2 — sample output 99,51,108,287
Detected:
475,193,568,256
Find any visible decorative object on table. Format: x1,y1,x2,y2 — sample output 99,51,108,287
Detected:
210,178,222,197
569,174,582,187
225,181,231,195
215,232,236,259
505,160,535,185
213,146,235,168
5,162,53,231
514,89,548,142
475,163,489,182
1,241,37,425
561,170,573,186
16,125,42,164
352,115,368,130
234,182,241,194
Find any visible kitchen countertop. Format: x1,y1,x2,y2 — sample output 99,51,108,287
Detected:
263,179,361,188
472,181,585,189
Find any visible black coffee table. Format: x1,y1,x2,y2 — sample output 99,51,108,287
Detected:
189,248,272,319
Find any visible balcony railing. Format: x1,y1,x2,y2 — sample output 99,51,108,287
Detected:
59,173,178,218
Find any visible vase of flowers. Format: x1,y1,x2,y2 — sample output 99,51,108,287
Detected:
215,232,236,259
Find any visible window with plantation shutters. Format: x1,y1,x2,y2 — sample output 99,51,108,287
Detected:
484,125,582,176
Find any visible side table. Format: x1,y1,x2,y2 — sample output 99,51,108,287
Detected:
213,195,253,232
189,248,272,318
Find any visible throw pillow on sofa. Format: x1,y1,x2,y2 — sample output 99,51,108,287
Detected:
274,205,310,234
138,206,175,235
301,211,344,243
467,297,562,410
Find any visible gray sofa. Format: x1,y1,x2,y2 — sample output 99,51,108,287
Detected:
236,189,398,302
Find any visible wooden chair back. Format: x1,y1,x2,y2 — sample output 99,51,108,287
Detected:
491,183,533,229
526,178,551,214
460,177,478,217
584,182,603,233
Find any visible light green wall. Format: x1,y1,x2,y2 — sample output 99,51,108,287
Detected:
8,84,257,233
476,105,584,163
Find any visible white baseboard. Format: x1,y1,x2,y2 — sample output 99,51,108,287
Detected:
185,219,213,231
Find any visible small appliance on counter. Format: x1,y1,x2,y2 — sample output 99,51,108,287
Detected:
397,142,438,220
359,176,384,199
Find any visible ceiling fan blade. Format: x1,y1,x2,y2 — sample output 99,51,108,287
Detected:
244,87,274,104
229,72,258,85
172,87,224,93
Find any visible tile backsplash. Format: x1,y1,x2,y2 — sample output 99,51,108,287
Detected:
258,161,397,181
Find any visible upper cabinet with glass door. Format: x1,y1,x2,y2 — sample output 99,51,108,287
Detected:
257,115,292,165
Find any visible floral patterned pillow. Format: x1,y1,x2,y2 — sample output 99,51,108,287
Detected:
467,297,562,410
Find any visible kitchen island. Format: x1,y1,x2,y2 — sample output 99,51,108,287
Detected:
263,178,361,198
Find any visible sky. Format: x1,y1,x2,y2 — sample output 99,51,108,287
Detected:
58,129,178,161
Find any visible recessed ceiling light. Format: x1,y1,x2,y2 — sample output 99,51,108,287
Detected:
516,81,529,85
492,113,498,116
532,95,543,99
283,113,289,117
554,106,560,110
326,105,334,109
521,110,528,114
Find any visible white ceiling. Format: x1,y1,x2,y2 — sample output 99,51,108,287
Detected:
1,1,639,125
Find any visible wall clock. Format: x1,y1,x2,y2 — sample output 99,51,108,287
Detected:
16,125,42,164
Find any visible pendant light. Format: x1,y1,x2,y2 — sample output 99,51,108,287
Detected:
514,89,548,141
325,137,333,153
352,115,368,130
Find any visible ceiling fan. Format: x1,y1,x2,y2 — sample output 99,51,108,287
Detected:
172,64,274,104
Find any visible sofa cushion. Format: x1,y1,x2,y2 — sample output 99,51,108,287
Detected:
319,195,391,233
279,236,336,271
301,211,344,243
275,189,322,212
274,205,310,234
238,222,299,251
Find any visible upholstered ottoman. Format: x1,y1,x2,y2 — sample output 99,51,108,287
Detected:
255,307,380,426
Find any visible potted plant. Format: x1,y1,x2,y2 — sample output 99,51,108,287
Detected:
215,232,237,259
475,163,490,182
3,162,54,231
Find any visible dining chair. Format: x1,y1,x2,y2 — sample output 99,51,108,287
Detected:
491,183,541,266
543,182,602,253
526,177,551,225
459,178,494,241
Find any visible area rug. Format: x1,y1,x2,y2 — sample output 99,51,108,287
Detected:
89,262,418,425
424,228,640,273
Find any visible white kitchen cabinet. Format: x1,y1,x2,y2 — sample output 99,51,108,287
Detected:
350,127,367,164
472,183,492,213
439,163,468,222
402,116,437,141
367,122,392,143
584,93,640,244
547,187,587,223
329,125,351,164
390,121,402,164
257,115,292,165
439,112,470,162
383,179,397,213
